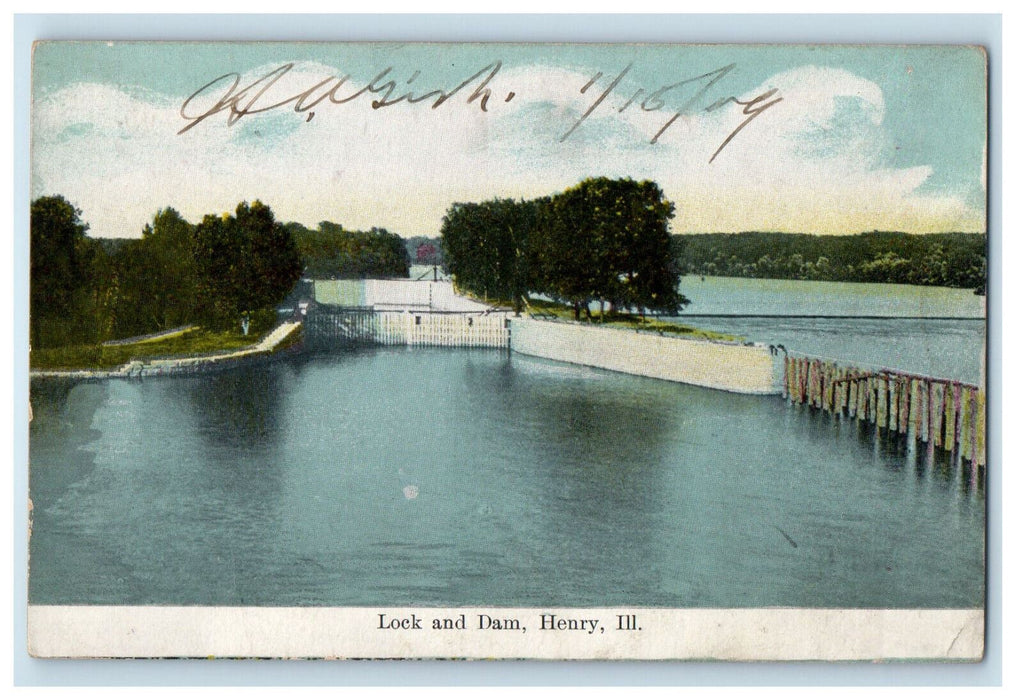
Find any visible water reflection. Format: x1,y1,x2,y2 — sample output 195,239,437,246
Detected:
495,364,689,603
176,365,291,450
29,350,985,608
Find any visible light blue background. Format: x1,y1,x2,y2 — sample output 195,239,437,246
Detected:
13,12,1002,687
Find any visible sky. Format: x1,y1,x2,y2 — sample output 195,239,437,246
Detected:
30,42,988,239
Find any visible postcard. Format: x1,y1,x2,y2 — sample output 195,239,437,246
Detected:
26,41,988,660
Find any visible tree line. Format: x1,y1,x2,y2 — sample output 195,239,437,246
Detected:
440,177,687,318
676,231,987,289
30,196,422,349
31,196,305,348
284,221,410,279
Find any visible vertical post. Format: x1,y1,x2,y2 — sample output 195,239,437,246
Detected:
868,376,877,424
807,360,815,407
961,387,973,466
930,382,943,448
818,361,825,409
891,377,901,432
888,377,899,432
836,369,845,415
824,363,833,412
952,383,963,459
868,376,875,421
943,383,956,452
975,388,986,467
900,376,908,431
859,377,868,419
924,380,932,440
913,379,923,441
876,376,887,431
907,378,917,438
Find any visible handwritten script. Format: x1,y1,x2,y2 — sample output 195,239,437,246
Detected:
179,61,782,163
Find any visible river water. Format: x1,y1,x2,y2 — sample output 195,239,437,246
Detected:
28,278,986,609
671,276,986,384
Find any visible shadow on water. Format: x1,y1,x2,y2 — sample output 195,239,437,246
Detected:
828,406,985,503
29,378,106,502
174,364,291,451
29,378,108,603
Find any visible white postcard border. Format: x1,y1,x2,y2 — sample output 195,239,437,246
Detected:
13,11,1005,687
28,606,984,661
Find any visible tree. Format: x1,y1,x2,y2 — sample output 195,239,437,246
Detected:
30,195,92,347
111,208,199,337
441,198,539,311
289,221,410,279
532,177,686,318
193,201,303,330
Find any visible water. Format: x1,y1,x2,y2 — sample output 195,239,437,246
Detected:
30,347,984,608
675,276,985,318
670,277,986,383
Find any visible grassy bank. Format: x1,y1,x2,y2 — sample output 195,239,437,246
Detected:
30,328,268,371
520,298,741,342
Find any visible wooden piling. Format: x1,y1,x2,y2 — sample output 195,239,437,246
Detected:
931,382,944,448
912,380,920,433
824,363,834,412
943,384,956,451
898,377,909,434
877,377,884,427
975,388,986,467
921,380,930,443
782,356,981,469
961,387,974,463
887,376,896,431
841,368,850,414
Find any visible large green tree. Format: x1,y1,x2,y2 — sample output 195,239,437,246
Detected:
441,198,539,311
111,208,198,337
30,195,95,347
532,177,685,318
193,201,303,330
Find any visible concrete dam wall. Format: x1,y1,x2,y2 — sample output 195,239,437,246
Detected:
509,318,777,395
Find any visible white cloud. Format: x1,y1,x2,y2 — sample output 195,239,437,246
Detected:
30,63,985,238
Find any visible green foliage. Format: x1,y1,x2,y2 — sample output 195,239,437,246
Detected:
534,177,686,317
32,196,306,358
440,177,686,318
30,195,99,347
676,231,987,289
288,221,410,279
110,208,199,338
193,201,304,329
441,198,540,312
522,298,737,341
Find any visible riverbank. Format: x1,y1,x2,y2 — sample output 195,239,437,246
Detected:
30,321,303,380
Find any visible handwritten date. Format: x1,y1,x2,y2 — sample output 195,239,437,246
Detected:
179,61,782,164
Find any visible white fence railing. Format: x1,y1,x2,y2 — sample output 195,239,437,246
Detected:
308,308,511,349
